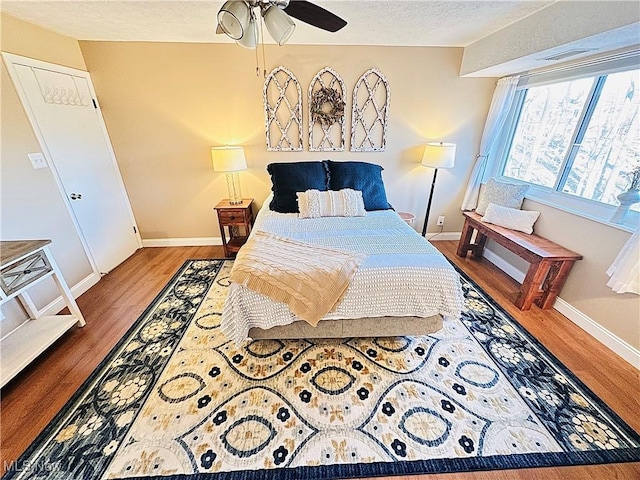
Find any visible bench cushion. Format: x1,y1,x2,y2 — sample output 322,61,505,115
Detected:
477,178,529,215
482,203,540,234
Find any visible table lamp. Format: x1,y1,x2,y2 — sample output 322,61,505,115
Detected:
211,146,247,205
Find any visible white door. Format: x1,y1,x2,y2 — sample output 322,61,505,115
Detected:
3,54,140,274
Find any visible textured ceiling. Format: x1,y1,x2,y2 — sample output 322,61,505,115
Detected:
0,1,554,46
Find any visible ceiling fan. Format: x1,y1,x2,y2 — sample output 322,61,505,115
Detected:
216,0,347,48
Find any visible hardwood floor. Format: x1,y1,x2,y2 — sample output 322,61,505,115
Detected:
1,243,638,479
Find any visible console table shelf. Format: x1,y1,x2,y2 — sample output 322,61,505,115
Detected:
0,240,85,387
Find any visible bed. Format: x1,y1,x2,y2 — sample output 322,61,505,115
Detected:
220,160,464,344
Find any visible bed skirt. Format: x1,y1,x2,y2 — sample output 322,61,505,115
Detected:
248,314,443,340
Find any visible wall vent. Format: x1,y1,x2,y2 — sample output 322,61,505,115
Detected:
540,49,597,62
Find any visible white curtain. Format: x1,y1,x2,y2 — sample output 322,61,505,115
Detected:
461,75,520,211
606,228,640,294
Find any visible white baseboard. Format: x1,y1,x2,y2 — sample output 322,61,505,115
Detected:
554,298,640,369
142,237,223,247
426,232,462,241
39,272,101,317
483,249,527,283
482,248,640,369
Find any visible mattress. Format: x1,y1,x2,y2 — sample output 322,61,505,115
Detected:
221,201,464,344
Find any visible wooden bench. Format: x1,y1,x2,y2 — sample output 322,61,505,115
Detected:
456,212,582,311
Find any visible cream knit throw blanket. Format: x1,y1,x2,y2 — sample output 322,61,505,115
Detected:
229,230,366,326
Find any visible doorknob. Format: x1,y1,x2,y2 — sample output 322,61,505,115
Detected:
70,193,82,200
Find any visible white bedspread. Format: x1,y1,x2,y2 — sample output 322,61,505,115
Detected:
221,205,464,344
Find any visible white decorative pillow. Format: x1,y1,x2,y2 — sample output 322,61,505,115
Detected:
481,203,540,234
297,189,366,219
476,178,530,216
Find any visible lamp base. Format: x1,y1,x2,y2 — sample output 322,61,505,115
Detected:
226,172,243,204
422,168,439,237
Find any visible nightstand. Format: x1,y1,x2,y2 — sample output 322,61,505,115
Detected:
214,198,254,257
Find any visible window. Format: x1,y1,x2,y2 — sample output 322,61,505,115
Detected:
499,67,640,219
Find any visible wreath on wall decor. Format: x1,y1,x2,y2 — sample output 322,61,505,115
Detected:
311,87,345,127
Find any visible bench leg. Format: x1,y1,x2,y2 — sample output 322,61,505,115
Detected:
456,220,475,257
472,232,487,258
515,260,550,310
456,220,488,259
536,260,576,309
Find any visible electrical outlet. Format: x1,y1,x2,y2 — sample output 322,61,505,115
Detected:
28,153,48,169
437,215,445,226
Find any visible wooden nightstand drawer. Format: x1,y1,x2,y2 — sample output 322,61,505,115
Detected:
218,209,248,225
0,250,52,296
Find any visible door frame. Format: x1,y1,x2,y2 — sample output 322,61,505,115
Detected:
2,52,142,275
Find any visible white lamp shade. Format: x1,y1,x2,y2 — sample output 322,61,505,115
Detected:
263,5,296,45
421,142,456,169
237,15,258,49
211,146,247,172
217,1,250,40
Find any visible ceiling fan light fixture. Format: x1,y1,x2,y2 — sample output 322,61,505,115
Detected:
263,5,296,46
217,0,250,40
237,15,258,49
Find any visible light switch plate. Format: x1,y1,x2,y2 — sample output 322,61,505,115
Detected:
28,153,48,169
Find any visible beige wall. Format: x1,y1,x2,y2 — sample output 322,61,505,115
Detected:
78,41,496,240
1,13,86,70
1,14,93,333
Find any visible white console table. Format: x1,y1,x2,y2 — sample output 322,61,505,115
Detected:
0,240,85,387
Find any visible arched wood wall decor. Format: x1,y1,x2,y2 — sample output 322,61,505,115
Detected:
308,67,346,152
350,68,390,152
263,66,303,151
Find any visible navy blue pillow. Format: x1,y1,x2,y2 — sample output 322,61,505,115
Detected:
267,161,330,213
327,160,392,211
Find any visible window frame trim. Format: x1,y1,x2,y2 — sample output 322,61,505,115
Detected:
489,68,639,233
554,76,604,193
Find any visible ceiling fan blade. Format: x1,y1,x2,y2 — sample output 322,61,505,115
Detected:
284,1,347,33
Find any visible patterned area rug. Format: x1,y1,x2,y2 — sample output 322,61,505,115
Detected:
5,259,639,480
